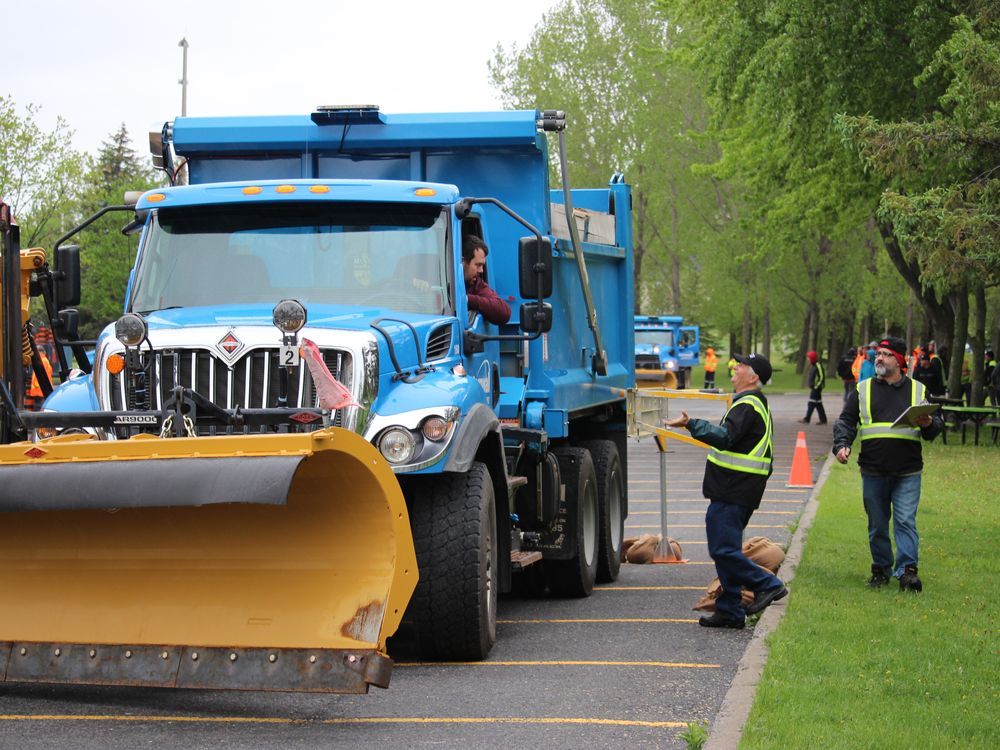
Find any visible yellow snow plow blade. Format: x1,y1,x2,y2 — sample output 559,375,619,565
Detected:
636,368,678,390
0,427,416,693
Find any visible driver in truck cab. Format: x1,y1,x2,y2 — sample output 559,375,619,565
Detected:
462,235,510,326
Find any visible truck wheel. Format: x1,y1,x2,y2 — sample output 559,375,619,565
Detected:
546,447,599,597
581,440,624,582
408,461,497,660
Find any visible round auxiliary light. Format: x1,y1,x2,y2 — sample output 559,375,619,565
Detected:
272,299,307,334
422,416,449,442
114,313,148,347
106,353,126,375
379,428,416,465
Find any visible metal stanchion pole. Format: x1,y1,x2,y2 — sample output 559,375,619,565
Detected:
653,398,678,562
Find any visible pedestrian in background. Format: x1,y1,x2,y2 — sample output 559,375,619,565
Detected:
837,347,857,402
665,353,786,629
832,336,943,592
913,352,944,396
986,350,997,406
704,347,718,389
859,347,876,382
799,350,827,424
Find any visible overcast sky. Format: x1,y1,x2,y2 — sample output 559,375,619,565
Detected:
8,0,561,158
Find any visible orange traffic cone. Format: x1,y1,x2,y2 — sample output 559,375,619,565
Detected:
787,430,814,488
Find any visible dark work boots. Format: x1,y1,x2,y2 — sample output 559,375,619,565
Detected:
899,564,922,592
867,564,891,588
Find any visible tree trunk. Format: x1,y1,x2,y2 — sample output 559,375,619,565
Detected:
877,220,955,355
905,300,914,353
632,191,647,315
971,285,986,406
729,331,737,360
670,202,682,312
741,299,752,354
762,305,771,361
947,287,969,401
796,310,810,376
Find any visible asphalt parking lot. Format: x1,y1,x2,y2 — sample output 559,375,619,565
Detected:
0,392,833,749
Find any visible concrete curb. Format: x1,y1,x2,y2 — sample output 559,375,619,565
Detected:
703,453,836,750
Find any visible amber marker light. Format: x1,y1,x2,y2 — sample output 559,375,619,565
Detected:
275,184,297,194
106,353,126,375
414,188,437,197
146,193,166,202
309,185,330,194
242,186,263,195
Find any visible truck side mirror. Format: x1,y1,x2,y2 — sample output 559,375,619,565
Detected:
520,302,552,334
56,245,81,308
518,237,552,299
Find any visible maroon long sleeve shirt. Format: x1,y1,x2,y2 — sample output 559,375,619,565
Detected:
467,276,511,325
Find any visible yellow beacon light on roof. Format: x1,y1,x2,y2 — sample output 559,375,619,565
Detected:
310,185,331,194
414,188,436,197
146,193,166,203
242,186,263,195
275,185,297,194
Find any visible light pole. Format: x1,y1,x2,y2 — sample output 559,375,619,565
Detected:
178,38,189,116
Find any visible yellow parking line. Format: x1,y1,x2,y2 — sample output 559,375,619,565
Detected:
396,660,720,669
596,585,704,590
628,508,796,515
0,714,688,729
498,618,698,624
625,522,786,528
326,717,689,728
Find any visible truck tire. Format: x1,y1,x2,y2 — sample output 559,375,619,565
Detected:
581,440,624,583
546,447,599,597
408,461,498,660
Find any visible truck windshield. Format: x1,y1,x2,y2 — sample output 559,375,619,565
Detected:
130,202,451,315
635,331,674,349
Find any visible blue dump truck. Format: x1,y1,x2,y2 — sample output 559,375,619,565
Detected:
634,315,700,389
0,108,633,693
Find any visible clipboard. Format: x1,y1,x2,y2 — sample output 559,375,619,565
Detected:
891,403,940,428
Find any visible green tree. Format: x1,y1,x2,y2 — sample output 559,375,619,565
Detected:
490,0,728,319
0,95,85,247
839,7,1000,402
75,124,160,338
657,0,961,370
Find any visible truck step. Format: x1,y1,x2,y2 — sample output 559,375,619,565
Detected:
507,475,528,489
510,550,542,570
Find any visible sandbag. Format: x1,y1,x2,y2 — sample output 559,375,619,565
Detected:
743,536,785,573
621,534,682,563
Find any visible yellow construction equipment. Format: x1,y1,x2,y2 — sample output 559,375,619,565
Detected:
0,427,416,692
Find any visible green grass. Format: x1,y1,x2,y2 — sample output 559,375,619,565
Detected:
741,442,999,749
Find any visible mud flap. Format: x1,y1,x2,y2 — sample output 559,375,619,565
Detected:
0,428,416,693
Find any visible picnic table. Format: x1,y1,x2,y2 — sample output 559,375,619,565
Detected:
941,405,1000,446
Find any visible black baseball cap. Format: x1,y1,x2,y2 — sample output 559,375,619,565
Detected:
733,353,772,384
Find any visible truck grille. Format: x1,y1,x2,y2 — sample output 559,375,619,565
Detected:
635,354,660,370
107,346,352,436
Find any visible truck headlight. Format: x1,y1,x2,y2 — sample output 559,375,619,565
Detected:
665,360,678,370
379,427,417,464
272,299,307,334
115,313,147,347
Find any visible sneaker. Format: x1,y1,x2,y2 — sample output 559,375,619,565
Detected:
867,564,891,588
798,418,810,424
743,584,788,615
817,420,828,425
698,612,745,629
899,564,922,592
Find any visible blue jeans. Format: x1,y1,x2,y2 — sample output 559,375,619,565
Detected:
706,500,783,621
861,473,921,577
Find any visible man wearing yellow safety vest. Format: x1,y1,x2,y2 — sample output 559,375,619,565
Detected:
665,352,787,629
833,336,943,592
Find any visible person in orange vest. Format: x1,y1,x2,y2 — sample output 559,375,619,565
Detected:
24,351,54,411
704,347,718,389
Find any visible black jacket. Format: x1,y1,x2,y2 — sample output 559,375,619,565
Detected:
686,389,772,509
832,376,943,475
808,362,825,391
